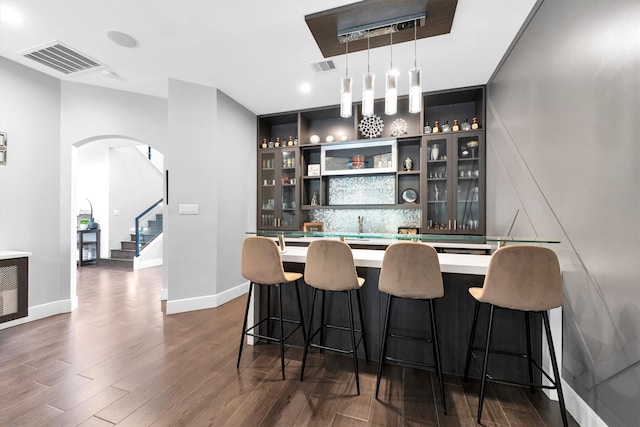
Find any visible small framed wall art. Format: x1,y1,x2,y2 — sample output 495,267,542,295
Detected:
0,132,7,165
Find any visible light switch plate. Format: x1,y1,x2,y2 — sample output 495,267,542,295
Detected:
179,203,199,215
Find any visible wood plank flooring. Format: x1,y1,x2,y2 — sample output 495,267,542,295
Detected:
0,266,578,426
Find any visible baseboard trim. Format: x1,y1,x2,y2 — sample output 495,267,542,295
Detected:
0,299,74,330
134,257,163,270
563,380,608,427
165,282,248,315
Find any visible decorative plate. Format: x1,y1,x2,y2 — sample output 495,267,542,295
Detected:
401,188,418,203
390,118,408,137
359,115,384,139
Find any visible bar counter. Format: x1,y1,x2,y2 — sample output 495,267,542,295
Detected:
248,235,562,382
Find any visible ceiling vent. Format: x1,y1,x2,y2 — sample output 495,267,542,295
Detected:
309,60,337,74
21,41,104,75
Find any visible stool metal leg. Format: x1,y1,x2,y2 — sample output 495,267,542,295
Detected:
355,288,369,361
300,288,318,382
429,299,447,415
237,282,254,369
477,304,495,424
375,293,393,399
543,311,568,427
294,279,307,344
464,300,481,380
277,283,286,380
525,312,534,392
347,290,360,395
320,290,326,351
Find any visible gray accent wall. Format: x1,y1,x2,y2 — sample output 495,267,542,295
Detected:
0,57,65,306
486,0,639,425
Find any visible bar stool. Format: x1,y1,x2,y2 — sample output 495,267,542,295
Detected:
300,239,369,395
237,236,306,380
375,242,447,414
463,245,567,426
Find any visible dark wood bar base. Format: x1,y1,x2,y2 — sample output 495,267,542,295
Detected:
261,262,543,384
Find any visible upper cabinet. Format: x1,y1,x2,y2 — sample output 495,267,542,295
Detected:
256,85,486,234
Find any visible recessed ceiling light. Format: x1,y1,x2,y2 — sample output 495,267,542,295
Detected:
106,30,139,48
300,83,312,94
0,5,24,25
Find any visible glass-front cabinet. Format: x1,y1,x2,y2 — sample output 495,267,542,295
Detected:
424,132,485,234
258,148,299,230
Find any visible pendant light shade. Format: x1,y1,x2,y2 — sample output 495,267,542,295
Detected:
340,39,352,118
340,76,353,118
362,72,375,116
362,36,375,117
408,20,422,114
385,33,398,116
408,67,422,113
385,70,399,115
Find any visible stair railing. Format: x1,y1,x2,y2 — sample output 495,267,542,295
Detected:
135,198,164,257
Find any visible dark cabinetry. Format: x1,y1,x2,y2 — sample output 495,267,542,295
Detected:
257,86,486,234
77,229,100,266
258,148,299,230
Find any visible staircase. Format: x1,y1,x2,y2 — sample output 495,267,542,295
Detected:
99,214,163,270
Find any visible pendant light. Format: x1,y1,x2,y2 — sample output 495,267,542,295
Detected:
362,35,375,117
340,39,352,118
385,32,399,116
408,20,422,114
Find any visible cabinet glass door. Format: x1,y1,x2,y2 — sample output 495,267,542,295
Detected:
280,150,297,228
426,138,450,231
456,135,481,232
260,151,276,228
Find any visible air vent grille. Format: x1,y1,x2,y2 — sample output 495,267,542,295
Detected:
22,41,104,75
310,60,336,74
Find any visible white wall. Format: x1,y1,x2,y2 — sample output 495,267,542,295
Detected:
109,146,163,251
77,144,110,258
215,91,256,294
165,79,256,313
486,0,639,425
0,58,68,316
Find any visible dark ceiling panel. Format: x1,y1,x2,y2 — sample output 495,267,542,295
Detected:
305,0,458,57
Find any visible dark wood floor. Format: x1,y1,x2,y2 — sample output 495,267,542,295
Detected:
0,266,578,426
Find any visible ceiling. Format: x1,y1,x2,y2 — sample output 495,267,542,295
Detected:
0,0,538,116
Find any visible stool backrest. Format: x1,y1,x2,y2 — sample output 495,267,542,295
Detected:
480,245,563,311
241,236,287,285
379,242,444,299
304,240,361,291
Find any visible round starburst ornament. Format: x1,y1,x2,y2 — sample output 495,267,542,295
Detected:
390,118,408,137
359,115,384,139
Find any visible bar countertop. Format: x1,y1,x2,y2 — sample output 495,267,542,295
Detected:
279,245,491,275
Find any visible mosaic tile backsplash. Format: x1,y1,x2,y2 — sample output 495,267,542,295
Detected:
328,175,395,205
306,208,422,234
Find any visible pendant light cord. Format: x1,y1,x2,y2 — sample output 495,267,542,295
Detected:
346,39,349,76
367,34,371,73
414,20,418,68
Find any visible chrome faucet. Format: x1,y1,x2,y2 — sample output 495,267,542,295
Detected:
358,216,364,234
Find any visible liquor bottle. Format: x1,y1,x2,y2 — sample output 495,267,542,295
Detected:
274,137,281,148
424,121,432,134
261,138,268,149
442,120,451,132
268,138,274,148
471,117,480,130
452,119,460,132
461,118,471,131
287,135,294,146
293,136,298,146
432,120,440,133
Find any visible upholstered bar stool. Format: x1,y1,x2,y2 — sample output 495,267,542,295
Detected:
463,245,567,426
237,236,306,380
375,242,447,414
300,239,369,395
